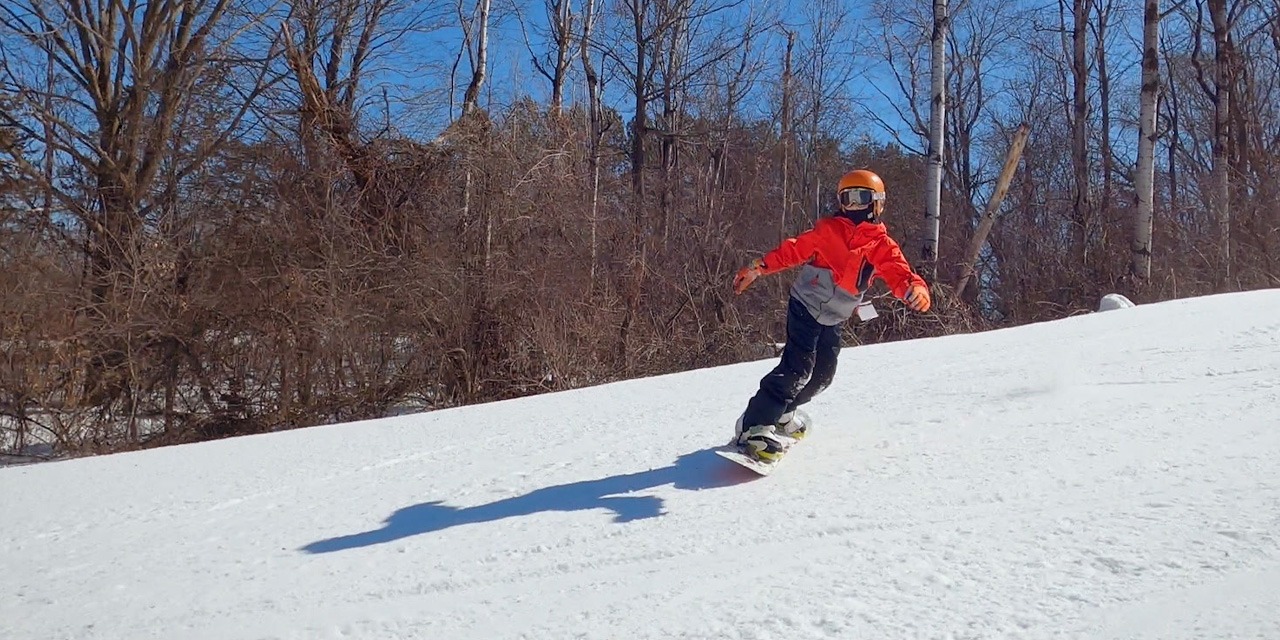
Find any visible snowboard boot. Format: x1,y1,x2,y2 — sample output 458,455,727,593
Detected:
776,409,812,440
735,424,792,463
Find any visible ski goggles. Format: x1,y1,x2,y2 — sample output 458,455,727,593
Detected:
837,187,884,209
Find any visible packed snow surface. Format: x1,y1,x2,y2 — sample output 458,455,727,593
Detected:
3,291,1280,639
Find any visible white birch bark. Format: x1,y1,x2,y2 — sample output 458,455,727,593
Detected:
922,0,948,276
462,0,491,115
1132,0,1160,281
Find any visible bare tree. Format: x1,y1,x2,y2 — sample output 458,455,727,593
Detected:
533,0,577,114
1071,0,1093,268
1132,0,1160,281
656,0,692,242
1206,0,1233,289
1093,0,1114,218
956,123,1030,296
868,0,931,151
779,29,796,238
603,0,743,207
1160,29,1184,215
580,0,605,288
795,0,858,221
945,0,1021,249
281,0,428,190
922,0,949,278
461,0,492,116
697,5,767,226
1184,0,1238,289
0,0,262,410
596,0,749,368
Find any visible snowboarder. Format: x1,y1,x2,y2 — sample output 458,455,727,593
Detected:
730,169,932,462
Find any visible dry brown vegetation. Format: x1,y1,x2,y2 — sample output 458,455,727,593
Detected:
1,0,1277,459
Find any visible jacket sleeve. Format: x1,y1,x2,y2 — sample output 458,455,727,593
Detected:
759,226,822,274
867,233,926,298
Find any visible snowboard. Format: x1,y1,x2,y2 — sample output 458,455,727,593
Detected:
717,411,810,476
715,445,784,476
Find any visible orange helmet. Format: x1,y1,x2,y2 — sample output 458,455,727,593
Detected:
836,169,886,218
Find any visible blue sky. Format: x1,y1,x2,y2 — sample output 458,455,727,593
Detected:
357,0,1151,160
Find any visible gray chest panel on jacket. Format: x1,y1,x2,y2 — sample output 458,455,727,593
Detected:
789,263,866,326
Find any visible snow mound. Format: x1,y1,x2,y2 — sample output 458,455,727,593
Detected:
1099,293,1136,311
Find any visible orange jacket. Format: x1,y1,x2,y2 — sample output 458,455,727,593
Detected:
759,217,925,323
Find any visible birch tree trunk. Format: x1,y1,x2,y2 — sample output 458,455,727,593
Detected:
549,0,573,114
581,0,602,289
922,0,948,278
780,30,794,240
462,0,491,115
1132,0,1160,281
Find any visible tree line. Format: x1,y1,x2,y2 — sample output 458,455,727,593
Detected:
1,0,1276,458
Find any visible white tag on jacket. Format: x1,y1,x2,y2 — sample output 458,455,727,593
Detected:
856,302,878,321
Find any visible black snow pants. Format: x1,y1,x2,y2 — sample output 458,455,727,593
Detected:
740,296,843,428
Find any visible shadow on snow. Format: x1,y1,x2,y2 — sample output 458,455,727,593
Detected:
301,447,754,554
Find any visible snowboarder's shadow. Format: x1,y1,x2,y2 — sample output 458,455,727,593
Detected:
301,447,754,554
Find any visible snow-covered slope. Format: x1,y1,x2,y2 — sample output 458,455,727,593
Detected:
3,291,1280,640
